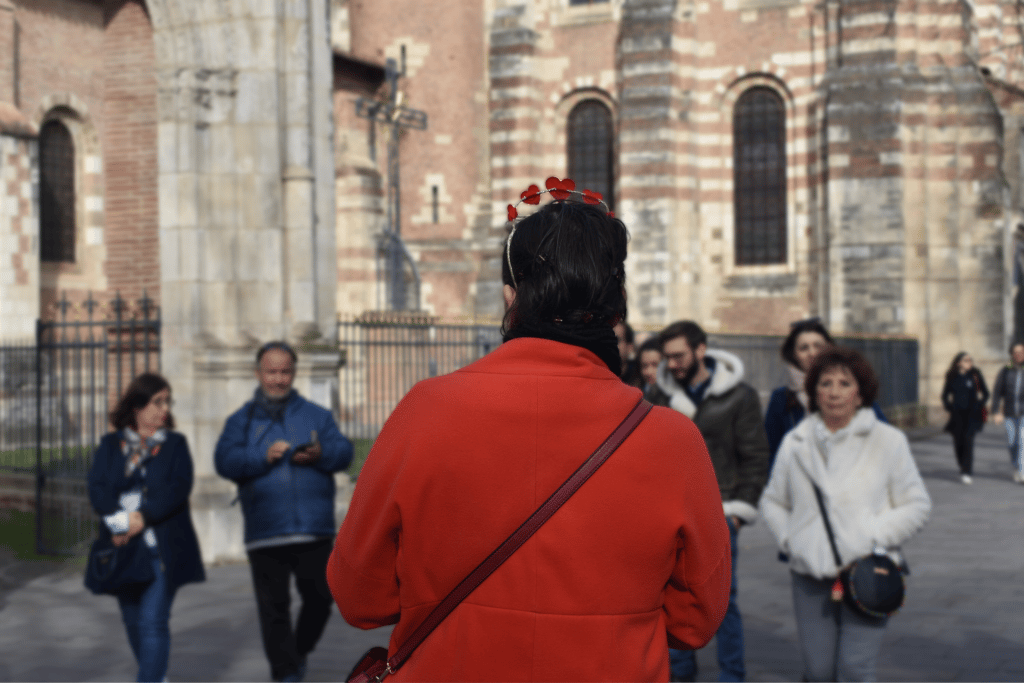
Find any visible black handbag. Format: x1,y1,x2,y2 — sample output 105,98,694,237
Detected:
811,483,905,619
84,531,155,595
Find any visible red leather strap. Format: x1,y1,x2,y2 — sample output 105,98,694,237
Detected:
385,397,653,675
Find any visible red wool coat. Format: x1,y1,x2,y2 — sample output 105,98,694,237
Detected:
329,338,731,682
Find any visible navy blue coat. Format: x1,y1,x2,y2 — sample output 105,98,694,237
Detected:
87,431,206,592
214,391,354,544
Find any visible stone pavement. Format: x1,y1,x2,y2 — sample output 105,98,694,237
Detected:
0,425,1022,681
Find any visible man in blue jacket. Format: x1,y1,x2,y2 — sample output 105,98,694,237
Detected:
215,341,353,683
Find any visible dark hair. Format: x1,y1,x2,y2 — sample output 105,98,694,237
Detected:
637,337,661,356
805,347,878,413
781,318,835,367
257,341,297,364
501,201,628,335
946,351,969,385
110,372,174,430
658,320,707,353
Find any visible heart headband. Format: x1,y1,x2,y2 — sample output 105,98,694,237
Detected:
505,176,614,288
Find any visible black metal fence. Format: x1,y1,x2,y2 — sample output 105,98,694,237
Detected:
335,318,920,473
337,314,503,448
707,332,919,411
0,292,160,555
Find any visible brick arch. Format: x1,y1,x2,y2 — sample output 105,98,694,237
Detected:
554,87,617,122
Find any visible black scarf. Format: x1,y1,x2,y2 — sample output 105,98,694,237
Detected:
504,320,622,377
255,388,293,422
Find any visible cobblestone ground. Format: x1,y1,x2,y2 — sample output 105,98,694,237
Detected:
0,425,1021,681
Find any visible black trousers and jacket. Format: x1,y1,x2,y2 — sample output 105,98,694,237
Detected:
942,369,989,476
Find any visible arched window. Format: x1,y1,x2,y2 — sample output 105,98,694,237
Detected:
733,87,786,265
39,120,76,263
567,100,614,210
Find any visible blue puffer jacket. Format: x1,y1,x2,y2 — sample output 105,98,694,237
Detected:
214,390,354,544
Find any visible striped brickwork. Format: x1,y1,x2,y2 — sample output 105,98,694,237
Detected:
819,0,1009,401
0,134,37,340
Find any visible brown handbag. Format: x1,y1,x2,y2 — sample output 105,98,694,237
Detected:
346,398,653,683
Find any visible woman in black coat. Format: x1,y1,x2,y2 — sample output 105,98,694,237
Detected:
87,373,205,682
941,352,989,484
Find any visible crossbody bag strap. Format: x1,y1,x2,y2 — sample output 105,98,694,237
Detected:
810,482,844,569
383,397,653,677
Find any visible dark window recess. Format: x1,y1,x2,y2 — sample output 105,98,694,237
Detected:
432,185,439,223
733,87,787,265
40,120,76,263
567,100,614,211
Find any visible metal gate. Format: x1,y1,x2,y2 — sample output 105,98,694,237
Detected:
33,292,160,555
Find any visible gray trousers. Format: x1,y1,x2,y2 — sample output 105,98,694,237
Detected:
791,571,889,682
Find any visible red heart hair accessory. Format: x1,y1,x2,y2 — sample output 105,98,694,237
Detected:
520,185,542,205
545,177,575,201
505,175,614,288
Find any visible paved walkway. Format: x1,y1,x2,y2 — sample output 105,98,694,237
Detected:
0,425,1021,681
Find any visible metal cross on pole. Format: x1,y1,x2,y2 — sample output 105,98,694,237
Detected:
355,56,428,311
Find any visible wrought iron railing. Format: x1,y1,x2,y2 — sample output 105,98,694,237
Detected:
335,317,920,475
0,291,160,554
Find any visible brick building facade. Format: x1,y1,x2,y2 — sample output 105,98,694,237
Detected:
333,0,1024,410
1,0,1022,427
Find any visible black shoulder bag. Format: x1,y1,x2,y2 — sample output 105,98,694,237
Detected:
811,482,905,620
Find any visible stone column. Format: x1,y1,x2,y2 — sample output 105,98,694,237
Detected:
617,0,690,327
149,0,339,563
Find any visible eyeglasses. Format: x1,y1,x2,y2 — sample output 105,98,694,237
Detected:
151,397,173,409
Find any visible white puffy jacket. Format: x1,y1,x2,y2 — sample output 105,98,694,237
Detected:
760,408,931,580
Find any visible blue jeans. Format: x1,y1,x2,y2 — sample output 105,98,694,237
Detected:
117,551,177,682
1003,417,1024,474
670,518,744,682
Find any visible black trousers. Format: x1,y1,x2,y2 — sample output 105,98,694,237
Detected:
948,410,977,475
247,539,334,681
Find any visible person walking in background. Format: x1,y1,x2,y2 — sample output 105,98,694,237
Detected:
614,320,643,387
941,352,989,484
214,342,353,682
765,318,886,472
329,187,731,681
760,347,931,682
991,342,1024,484
647,320,770,682
637,336,662,392
87,373,205,682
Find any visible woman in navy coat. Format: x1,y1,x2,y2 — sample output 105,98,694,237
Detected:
87,372,205,682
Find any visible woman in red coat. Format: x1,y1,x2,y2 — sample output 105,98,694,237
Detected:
328,183,731,681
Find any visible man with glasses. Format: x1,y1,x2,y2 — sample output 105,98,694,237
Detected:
646,321,769,682
215,342,353,682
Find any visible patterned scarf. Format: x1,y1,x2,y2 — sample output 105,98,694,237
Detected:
122,427,167,478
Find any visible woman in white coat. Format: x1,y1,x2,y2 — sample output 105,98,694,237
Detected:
760,347,931,682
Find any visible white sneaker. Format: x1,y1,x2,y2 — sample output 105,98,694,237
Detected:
961,474,973,485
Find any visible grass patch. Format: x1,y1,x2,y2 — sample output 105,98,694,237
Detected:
0,509,67,562
346,438,375,480
0,445,93,471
